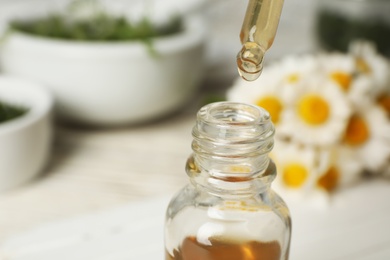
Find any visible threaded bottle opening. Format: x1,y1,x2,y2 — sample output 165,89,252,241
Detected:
192,102,275,155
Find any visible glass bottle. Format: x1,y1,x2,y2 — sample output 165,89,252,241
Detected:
165,102,291,260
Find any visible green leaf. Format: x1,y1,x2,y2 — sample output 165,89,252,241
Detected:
0,101,28,124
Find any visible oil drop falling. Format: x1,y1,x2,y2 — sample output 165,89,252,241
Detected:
237,42,265,81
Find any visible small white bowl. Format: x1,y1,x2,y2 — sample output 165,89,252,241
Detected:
0,76,53,192
0,16,206,126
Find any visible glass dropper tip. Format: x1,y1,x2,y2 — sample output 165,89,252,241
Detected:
236,42,264,81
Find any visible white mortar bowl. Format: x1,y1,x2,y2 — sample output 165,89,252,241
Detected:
0,76,53,192
0,17,205,126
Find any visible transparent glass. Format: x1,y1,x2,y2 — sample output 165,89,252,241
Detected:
165,102,291,260
237,0,284,81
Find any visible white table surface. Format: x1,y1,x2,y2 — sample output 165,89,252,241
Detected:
1,179,390,260
0,108,195,243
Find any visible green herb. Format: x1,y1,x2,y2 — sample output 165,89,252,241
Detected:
9,9,183,42
7,0,183,56
0,100,28,124
316,10,390,57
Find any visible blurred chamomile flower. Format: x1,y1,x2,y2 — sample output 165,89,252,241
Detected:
282,76,351,146
228,45,390,199
270,141,317,193
342,105,390,172
320,53,355,92
321,52,374,107
227,67,288,128
349,41,390,98
270,141,335,207
278,54,320,85
377,88,390,118
272,55,320,105
316,146,363,193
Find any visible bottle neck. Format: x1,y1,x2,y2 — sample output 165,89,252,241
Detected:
186,102,276,198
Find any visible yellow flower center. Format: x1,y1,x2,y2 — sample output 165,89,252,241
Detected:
317,166,339,192
256,96,283,124
356,57,371,74
344,115,370,146
297,94,330,125
330,71,352,91
286,73,300,84
378,95,390,117
282,163,308,188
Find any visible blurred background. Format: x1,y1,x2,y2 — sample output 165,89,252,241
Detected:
0,0,318,85
0,0,389,259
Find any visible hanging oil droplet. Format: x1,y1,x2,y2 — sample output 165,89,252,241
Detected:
237,0,284,82
237,41,264,81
